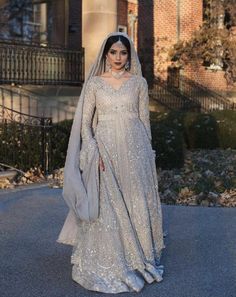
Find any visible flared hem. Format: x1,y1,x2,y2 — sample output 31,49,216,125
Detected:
72,261,165,294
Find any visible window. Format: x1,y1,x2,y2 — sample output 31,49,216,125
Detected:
8,1,48,43
31,2,47,44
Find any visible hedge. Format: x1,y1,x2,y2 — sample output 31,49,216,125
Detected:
150,110,236,169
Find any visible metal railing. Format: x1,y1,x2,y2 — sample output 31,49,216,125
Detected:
151,76,235,112
0,40,84,85
150,80,201,112
0,104,52,174
178,76,235,112
0,100,73,173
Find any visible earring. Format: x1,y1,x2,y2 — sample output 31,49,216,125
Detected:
105,59,111,72
125,61,130,70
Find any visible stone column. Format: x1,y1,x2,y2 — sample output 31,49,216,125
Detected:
82,0,117,76
39,3,47,44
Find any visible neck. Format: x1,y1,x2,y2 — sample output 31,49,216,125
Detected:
109,68,126,79
111,68,125,73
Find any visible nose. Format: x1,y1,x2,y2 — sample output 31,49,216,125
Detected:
116,53,121,60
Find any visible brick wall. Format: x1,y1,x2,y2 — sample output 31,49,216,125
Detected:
137,0,155,82
149,0,233,92
179,0,202,40
153,0,178,80
184,64,233,91
117,0,128,27
154,0,177,42
152,0,203,80
177,1,235,92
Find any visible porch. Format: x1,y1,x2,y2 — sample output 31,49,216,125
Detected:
0,40,84,86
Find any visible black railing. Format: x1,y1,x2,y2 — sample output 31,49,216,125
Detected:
150,80,201,112
0,102,72,173
177,76,235,112
151,76,235,112
0,104,52,173
0,40,84,85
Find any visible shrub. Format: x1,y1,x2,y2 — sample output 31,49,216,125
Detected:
211,110,236,149
150,110,236,169
0,122,47,171
183,110,236,149
183,113,220,149
50,119,73,170
151,111,185,169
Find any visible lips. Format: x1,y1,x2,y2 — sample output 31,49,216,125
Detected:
114,62,122,65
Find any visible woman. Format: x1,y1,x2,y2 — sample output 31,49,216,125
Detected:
57,32,165,293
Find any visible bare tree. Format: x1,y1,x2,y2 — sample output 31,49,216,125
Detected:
169,0,236,85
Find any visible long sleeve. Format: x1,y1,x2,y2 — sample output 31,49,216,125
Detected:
79,79,98,171
81,79,96,143
138,77,152,142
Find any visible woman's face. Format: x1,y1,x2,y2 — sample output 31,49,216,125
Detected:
106,41,128,71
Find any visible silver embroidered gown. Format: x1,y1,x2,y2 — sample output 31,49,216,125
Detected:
71,75,165,293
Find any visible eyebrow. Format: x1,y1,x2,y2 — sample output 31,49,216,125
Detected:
109,48,128,52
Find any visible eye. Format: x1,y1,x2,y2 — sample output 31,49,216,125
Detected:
109,49,116,54
121,51,128,55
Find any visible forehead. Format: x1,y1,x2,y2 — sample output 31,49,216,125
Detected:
110,42,127,51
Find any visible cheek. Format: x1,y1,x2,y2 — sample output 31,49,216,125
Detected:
107,54,114,62
122,55,128,63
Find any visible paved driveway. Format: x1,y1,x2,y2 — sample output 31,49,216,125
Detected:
1,186,236,297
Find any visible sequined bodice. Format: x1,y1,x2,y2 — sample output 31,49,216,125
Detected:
95,76,139,116
81,74,152,143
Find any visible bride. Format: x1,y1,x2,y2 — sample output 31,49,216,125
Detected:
57,32,165,293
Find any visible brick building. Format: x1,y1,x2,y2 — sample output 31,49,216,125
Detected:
117,0,235,93
0,0,235,94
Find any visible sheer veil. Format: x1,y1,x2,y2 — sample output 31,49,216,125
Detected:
57,32,143,245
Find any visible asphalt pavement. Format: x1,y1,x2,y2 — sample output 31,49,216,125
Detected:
1,186,236,297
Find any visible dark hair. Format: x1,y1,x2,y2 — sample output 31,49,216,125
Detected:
102,35,131,70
